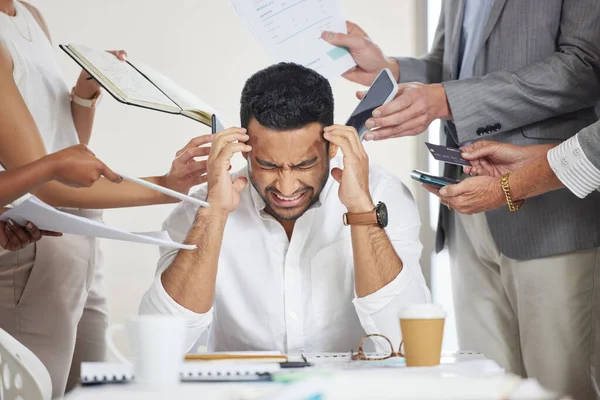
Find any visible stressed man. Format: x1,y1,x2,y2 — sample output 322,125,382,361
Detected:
140,63,430,352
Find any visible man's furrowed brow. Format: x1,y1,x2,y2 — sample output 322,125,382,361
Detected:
292,157,318,168
255,158,279,168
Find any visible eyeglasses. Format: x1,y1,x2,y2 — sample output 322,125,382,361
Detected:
350,333,404,361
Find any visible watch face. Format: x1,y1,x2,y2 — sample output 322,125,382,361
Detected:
376,202,388,228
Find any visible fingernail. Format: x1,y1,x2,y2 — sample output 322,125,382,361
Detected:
372,110,381,117
323,31,334,40
462,152,469,156
439,188,448,195
365,120,375,128
7,219,15,227
26,222,33,230
364,134,374,141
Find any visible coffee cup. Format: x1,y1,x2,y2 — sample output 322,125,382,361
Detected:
398,304,446,367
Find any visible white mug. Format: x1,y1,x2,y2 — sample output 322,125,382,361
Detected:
105,315,186,385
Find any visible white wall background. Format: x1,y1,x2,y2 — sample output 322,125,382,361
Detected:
27,0,434,353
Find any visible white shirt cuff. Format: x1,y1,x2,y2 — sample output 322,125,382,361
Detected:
353,268,413,317
547,135,600,199
139,275,213,351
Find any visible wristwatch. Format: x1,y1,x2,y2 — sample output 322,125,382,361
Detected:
70,87,103,108
343,202,388,228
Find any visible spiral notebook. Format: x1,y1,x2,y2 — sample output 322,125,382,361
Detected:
80,362,281,384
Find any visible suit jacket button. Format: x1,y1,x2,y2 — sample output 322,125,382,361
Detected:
485,125,493,134
493,123,501,131
476,128,484,136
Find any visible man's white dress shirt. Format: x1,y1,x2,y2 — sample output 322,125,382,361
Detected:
140,156,431,353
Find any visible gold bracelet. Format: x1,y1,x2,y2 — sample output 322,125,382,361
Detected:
500,173,524,211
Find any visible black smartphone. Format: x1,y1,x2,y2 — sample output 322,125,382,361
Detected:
410,170,461,188
345,68,398,140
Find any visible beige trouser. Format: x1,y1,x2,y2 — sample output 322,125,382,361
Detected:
448,212,600,400
0,210,107,399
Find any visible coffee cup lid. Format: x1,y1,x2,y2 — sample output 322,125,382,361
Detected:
398,303,446,319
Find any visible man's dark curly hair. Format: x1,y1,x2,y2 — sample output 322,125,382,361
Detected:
240,62,334,131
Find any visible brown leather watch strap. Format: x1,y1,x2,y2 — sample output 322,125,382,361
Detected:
343,210,378,226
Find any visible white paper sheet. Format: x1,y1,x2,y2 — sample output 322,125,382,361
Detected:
0,196,195,250
229,0,356,80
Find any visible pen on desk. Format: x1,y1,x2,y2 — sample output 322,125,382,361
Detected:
116,172,210,208
279,361,313,369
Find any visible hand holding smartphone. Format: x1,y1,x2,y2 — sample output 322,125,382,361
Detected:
345,68,398,140
410,170,461,188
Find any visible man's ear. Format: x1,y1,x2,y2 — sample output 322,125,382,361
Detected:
328,143,339,160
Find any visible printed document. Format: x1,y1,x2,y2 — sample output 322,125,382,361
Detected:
230,0,356,80
1,196,195,250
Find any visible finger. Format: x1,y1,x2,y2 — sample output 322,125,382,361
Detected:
6,219,31,245
342,69,372,86
218,143,252,162
331,167,343,183
211,130,249,156
232,176,248,193
0,222,8,249
323,129,359,158
5,224,21,250
438,183,465,197
40,230,63,237
356,90,366,100
24,222,42,242
370,91,412,122
182,160,208,176
176,134,215,156
108,50,128,61
100,164,123,184
364,124,425,141
321,30,367,50
460,141,496,159
367,102,424,131
176,146,211,165
324,125,363,153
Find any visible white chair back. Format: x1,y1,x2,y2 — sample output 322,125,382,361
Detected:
0,328,52,400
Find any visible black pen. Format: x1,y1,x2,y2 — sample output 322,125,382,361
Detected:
279,361,313,368
211,114,217,134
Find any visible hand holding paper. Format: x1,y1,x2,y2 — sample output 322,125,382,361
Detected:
0,196,195,250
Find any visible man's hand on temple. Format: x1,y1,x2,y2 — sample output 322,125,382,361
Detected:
323,125,374,213
362,82,451,141
423,176,505,215
322,21,400,86
205,128,252,214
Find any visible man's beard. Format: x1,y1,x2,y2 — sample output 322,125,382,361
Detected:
248,160,330,221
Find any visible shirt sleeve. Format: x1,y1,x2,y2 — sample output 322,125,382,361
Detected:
547,133,600,199
352,173,432,348
138,187,214,352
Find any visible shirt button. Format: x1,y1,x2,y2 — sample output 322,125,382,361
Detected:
553,167,559,173
476,128,484,136
562,158,568,164
574,148,580,155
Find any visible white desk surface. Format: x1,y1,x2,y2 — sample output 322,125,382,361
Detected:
66,351,560,400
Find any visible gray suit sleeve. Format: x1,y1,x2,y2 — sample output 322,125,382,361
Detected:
578,121,600,171
395,5,445,84
443,0,600,143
